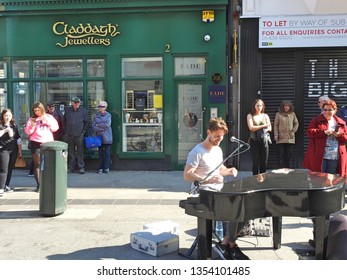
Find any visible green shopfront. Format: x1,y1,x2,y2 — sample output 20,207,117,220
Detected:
0,0,231,170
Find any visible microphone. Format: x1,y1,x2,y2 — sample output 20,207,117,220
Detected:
230,136,250,149
230,136,245,144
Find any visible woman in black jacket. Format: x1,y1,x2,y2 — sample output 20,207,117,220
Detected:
0,108,22,196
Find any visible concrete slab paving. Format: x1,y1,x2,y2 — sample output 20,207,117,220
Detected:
0,169,345,260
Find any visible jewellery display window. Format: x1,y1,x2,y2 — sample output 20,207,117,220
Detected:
121,57,163,154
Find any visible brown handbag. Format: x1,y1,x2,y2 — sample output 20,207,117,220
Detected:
15,156,26,168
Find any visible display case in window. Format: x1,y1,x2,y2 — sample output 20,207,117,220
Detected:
125,90,157,110
122,89,163,152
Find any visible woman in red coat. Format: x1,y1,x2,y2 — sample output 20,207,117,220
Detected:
303,99,347,176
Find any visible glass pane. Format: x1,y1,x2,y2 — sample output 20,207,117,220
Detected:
87,59,105,77
123,80,163,109
177,84,203,163
88,81,105,121
12,60,29,78
34,82,83,115
122,57,162,77
33,59,83,78
0,82,8,111
174,57,206,76
0,60,7,78
13,82,30,149
123,125,162,152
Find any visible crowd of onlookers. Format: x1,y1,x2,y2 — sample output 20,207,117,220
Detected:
0,96,112,197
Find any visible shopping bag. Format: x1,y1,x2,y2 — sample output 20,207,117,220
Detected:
15,156,26,168
84,134,102,149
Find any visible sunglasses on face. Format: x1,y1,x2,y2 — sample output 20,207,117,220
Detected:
48,105,54,108
323,109,333,111
98,105,106,108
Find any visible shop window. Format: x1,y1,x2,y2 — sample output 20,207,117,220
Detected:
0,83,8,111
33,59,83,78
12,60,29,79
13,82,30,149
0,60,7,79
122,57,162,78
33,81,83,115
87,59,105,77
174,57,206,76
9,58,105,154
121,57,163,153
87,81,105,122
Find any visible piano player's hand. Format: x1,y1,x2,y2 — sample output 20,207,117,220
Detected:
206,174,224,184
229,167,238,177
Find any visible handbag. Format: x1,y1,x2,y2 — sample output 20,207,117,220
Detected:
84,129,102,149
255,129,264,141
15,156,26,168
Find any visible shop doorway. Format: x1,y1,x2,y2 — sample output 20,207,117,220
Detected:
177,83,204,166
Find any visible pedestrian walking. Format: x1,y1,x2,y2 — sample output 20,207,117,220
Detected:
0,109,22,196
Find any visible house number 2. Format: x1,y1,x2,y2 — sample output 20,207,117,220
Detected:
165,44,171,53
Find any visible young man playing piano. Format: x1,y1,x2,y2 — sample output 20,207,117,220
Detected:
183,117,249,260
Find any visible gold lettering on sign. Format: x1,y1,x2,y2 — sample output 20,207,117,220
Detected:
52,22,120,48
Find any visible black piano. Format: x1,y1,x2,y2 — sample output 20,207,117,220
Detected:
180,169,346,260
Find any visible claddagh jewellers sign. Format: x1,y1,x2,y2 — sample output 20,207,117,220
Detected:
52,22,120,48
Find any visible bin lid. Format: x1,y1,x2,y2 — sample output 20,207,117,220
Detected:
40,141,68,151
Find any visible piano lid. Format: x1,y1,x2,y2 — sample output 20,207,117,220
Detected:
219,169,346,194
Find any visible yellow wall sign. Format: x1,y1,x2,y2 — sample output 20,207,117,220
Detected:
202,10,215,23
153,95,163,109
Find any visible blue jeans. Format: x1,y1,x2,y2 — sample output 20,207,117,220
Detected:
98,144,111,170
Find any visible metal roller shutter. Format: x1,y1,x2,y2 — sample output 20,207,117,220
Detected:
261,52,296,168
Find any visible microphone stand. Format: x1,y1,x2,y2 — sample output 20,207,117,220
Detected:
189,140,249,195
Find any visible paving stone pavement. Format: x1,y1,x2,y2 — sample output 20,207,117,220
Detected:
0,169,346,260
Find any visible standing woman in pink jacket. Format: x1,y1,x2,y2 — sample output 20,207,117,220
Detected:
25,102,59,192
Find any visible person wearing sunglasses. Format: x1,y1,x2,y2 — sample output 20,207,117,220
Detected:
92,101,113,174
46,102,64,141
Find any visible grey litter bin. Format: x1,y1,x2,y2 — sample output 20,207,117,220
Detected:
39,141,68,217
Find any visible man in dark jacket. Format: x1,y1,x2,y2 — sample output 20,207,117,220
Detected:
46,101,64,141
64,96,89,174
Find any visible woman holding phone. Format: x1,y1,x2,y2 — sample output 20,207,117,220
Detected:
25,102,59,192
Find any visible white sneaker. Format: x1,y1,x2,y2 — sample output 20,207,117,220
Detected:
4,185,13,193
0,189,4,196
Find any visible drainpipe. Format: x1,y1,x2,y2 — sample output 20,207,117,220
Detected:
227,0,234,167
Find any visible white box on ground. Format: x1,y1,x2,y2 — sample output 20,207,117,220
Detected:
143,220,179,234
130,229,179,257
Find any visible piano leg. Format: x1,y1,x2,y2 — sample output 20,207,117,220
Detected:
315,215,329,260
197,217,213,260
272,216,282,249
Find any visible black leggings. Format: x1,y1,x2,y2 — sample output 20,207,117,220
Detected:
0,149,18,189
250,138,269,175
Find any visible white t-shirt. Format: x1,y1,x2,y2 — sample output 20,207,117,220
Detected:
186,143,223,192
